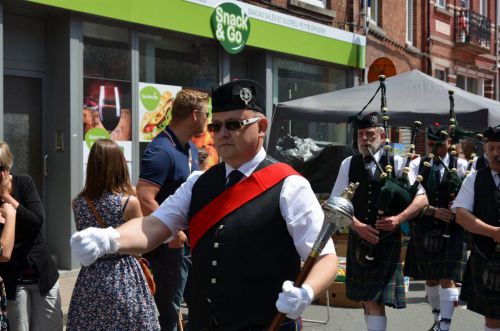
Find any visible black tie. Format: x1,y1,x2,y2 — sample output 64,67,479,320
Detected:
226,170,244,188
363,155,373,165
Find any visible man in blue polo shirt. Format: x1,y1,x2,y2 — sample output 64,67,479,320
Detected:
137,89,209,331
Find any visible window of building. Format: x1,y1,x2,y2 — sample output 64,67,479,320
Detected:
298,0,326,9
272,57,349,147
460,0,469,9
480,0,487,16
436,0,446,8
139,33,219,90
435,69,446,81
368,0,379,25
457,74,479,94
406,0,413,44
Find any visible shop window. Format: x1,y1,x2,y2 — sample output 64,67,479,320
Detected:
436,0,446,8
406,0,413,44
139,34,218,91
435,69,446,81
272,57,348,149
298,0,326,8
82,22,132,141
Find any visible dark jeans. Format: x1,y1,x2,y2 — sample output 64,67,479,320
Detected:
146,244,191,331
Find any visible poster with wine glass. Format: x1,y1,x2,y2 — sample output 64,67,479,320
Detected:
82,78,133,181
83,78,132,142
138,82,182,142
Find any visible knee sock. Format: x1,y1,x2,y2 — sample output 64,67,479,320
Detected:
485,327,500,331
366,315,387,331
425,284,441,322
439,287,459,331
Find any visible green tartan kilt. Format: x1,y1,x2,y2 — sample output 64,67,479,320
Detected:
404,220,467,281
346,230,405,308
460,250,500,319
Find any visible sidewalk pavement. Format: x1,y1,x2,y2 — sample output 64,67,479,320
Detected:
57,270,484,330
59,269,80,328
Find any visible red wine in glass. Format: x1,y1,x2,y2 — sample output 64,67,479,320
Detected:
98,85,121,132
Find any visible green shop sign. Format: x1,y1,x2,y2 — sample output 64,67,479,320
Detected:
211,3,250,54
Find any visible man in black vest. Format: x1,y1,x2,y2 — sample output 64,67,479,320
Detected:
453,127,500,331
406,124,468,331
331,113,427,331
70,79,338,331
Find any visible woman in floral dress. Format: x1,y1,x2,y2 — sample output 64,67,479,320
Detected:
67,139,159,331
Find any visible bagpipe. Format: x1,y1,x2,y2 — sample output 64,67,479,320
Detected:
416,91,470,252
374,75,421,218
465,132,484,176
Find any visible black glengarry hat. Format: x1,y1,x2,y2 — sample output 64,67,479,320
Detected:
484,127,500,142
212,79,265,114
426,123,449,142
351,112,380,129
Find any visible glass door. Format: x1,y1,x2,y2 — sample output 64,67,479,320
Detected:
3,75,44,195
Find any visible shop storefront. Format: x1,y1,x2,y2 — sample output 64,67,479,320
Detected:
0,0,365,269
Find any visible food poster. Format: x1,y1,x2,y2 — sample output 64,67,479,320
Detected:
139,82,219,169
83,78,133,182
139,83,182,142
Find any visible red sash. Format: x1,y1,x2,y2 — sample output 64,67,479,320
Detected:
189,163,299,250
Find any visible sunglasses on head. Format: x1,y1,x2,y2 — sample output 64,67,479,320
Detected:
207,117,260,133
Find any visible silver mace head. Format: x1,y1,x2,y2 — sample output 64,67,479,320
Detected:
323,182,358,228
311,183,358,257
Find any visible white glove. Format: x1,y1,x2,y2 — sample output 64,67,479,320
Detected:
70,227,120,266
275,280,314,319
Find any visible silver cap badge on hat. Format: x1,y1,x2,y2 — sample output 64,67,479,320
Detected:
239,87,253,106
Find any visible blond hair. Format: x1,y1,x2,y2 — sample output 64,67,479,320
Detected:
172,89,209,120
0,142,14,170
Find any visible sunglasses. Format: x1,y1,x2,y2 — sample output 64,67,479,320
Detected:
0,164,4,172
207,117,260,133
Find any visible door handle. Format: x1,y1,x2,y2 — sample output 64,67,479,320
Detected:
43,154,48,177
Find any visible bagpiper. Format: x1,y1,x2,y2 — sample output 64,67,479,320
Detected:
406,123,468,331
453,126,500,331
330,110,427,331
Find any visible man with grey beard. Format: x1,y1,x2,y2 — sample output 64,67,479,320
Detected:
330,113,427,331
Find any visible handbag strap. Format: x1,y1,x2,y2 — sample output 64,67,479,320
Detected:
84,197,107,228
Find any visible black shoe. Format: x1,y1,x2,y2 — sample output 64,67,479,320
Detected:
428,321,440,331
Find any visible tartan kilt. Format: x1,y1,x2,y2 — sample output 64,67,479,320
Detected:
460,250,500,319
346,230,402,306
404,219,467,281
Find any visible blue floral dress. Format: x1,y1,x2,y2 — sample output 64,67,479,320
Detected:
67,193,160,331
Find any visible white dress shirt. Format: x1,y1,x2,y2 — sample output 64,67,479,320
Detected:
331,149,423,197
152,147,335,260
409,153,469,181
451,169,500,213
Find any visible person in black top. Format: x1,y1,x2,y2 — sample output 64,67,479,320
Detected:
0,141,62,331
136,89,206,331
453,127,500,331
